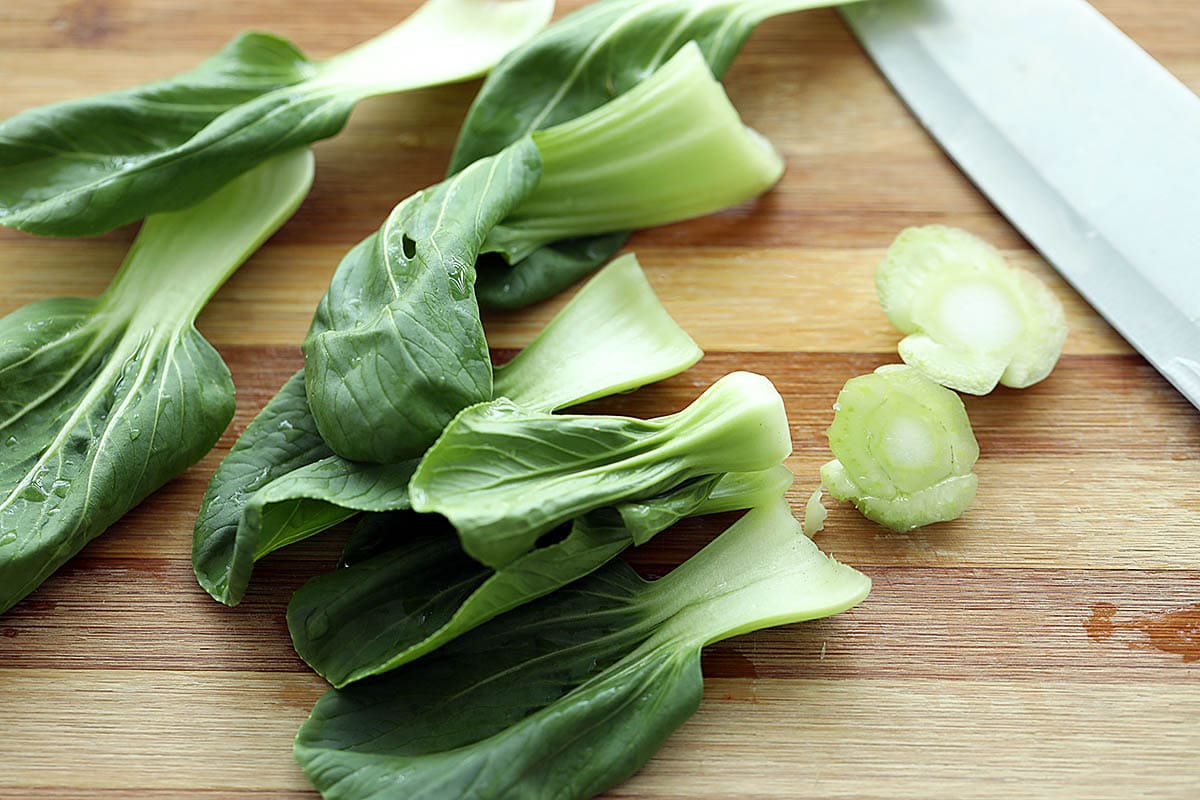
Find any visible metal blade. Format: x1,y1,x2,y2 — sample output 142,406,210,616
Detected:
842,0,1200,408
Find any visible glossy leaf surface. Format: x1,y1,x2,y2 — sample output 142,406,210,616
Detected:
453,0,851,308
0,0,553,236
410,371,792,568
294,501,870,800
303,140,543,463
0,149,313,613
289,470,790,686
194,254,699,604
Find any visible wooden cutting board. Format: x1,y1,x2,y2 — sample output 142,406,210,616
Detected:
2,1,1198,798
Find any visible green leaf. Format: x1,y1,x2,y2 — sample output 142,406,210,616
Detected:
306,42,782,465
0,149,313,614
410,371,793,568
480,43,784,264
289,469,789,686
194,253,701,604
192,369,331,604
302,139,543,464
492,252,701,410
474,232,630,310
451,0,844,170
190,369,417,606
0,0,553,237
288,514,626,689
618,465,794,546
293,501,870,800
245,457,416,554
452,0,853,308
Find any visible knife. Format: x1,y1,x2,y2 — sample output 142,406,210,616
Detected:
841,0,1200,409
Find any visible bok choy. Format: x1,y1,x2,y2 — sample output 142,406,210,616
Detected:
189,367,418,606
876,225,1068,394
450,0,859,307
0,149,313,614
293,500,870,800
410,371,792,568
0,0,553,237
820,364,979,532
289,467,794,687
193,254,702,605
303,42,782,463
479,43,784,264
804,487,828,536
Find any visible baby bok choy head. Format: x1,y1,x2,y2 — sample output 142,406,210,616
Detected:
293,500,870,800
410,371,793,569
0,149,313,615
0,0,553,237
303,41,783,464
451,0,859,307
288,466,796,687
480,42,784,263
192,253,703,606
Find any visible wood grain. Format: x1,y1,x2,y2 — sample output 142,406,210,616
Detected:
2,1,1199,799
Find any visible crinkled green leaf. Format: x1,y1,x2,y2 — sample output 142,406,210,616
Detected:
194,253,701,604
190,369,417,606
453,0,853,308
294,501,870,800
0,149,313,614
290,470,790,686
0,0,553,236
410,371,792,568
302,140,543,464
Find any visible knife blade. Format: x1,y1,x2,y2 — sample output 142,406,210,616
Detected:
841,0,1200,409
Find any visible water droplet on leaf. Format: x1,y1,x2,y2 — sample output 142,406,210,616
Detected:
305,610,330,639
18,483,47,502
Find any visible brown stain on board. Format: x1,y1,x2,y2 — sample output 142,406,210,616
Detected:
1085,602,1200,663
1086,602,1118,640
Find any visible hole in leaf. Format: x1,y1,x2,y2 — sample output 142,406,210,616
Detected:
401,234,417,260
